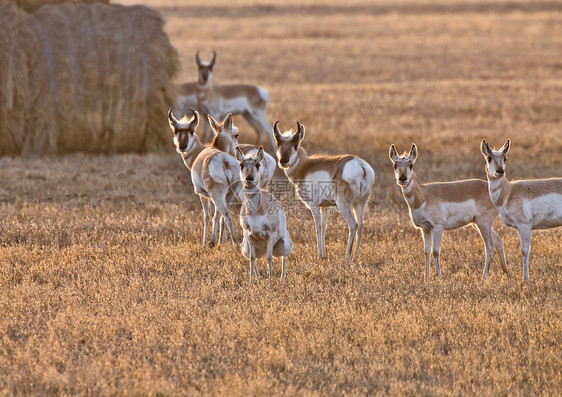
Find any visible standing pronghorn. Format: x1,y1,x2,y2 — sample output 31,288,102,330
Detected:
273,121,375,259
167,108,275,246
389,144,508,280
176,51,275,150
481,139,562,281
236,146,292,282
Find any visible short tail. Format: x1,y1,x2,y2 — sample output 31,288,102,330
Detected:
359,161,375,198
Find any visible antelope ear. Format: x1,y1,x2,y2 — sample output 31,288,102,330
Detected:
273,121,282,144
235,146,245,163
480,139,491,157
295,121,305,144
207,114,221,133
408,143,418,163
389,144,399,163
223,113,233,130
500,139,510,155
256,146,265,162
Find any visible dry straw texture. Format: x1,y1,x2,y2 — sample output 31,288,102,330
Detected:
1,0,561,395
0,1,178,155
10,0,108,13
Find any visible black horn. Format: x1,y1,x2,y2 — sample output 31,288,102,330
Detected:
168,106,178,123
185,107,199,126
210,50,216,67
195,51,202,66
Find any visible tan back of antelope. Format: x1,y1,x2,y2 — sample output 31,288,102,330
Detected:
481,139,562,280
176,51,275,150
236,146,292,282
390,144,507,280
273,121,375,260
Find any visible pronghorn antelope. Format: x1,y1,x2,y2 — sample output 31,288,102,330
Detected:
481,139,562,281
167,109,275,246
389,144,507,280
176,51,275,150
273,121,375,259
236,146,292,282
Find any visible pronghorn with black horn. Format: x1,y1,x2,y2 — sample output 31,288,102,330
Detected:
389,144,507,280
176,51,275,150
273,121,375,260
167,108,275,246
481,139,562,281
236,146,292,282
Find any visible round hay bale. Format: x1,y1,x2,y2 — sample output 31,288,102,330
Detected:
10,0,109,13
0,2,38,155
0,2,179,155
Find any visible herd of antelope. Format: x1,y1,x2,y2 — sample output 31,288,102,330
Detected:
169,51,562,283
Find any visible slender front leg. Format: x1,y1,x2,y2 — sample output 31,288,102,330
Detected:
431,226,444,279
281,256,287,280
421,229,432,281
517,225,532,281
248,239,259,283
266,238,275,279
478,224,494,279
492,229,508,274
310,207,325,259
320,207,330,257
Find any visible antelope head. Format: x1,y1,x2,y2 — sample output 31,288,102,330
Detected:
389,144,417,187
195,50,216,85
481,139,510,180
167,107,199,153
273,121,305,169
208,113,239,154
236,146,265,189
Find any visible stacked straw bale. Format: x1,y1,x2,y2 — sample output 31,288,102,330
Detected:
0,1,179,155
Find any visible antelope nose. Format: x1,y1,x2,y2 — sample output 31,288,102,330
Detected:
246,175,254,182
399,175,407,182
496,168,504,175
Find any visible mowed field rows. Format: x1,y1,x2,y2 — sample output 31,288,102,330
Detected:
1,0,561,395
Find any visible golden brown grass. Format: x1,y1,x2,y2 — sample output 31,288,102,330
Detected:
1,0,561,395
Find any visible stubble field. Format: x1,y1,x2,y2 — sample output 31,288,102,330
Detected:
1,0,561,395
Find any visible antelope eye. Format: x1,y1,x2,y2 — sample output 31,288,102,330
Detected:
393,164,397,170
486,156,492,162
504,157,507,163
409,164,413,170
240,164,244,170
256,164,260,170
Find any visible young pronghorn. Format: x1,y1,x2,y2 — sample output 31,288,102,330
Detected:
481,139,562,281
273,121,375,259
167,109,275,246
176,51,275,150
389,144,508,280
236,146,292,282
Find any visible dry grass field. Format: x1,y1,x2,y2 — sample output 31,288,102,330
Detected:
1,0,562,395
